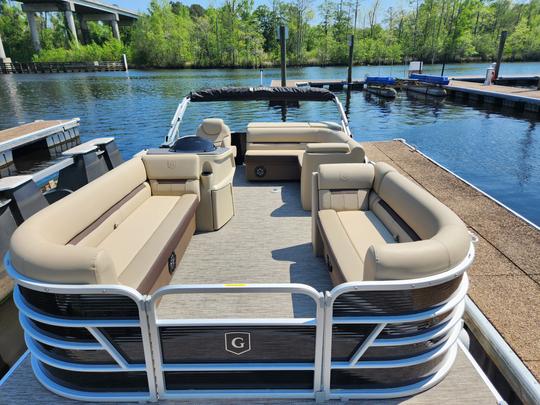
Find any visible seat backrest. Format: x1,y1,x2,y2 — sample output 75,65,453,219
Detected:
317,163,374,211
363,162,470,280
142,153,201,198
10,157,148,284
300,140,366,210
247,122,350,145
371,162,458,240
196,118,231,147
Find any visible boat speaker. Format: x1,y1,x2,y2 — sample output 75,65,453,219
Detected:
168,252,177,274
255,166,266,178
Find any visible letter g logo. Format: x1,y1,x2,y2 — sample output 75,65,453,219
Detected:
225,332,251,355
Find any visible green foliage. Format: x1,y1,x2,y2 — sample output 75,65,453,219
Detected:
2,0,540,67
130,0,193,67
0,0,33,61
33,39,125,62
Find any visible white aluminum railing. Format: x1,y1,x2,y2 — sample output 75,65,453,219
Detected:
4,249,475,402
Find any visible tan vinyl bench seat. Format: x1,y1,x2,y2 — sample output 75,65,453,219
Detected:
312,162,470,284
99,194,197,292
245,122,360,181
318,210,394,282
10,155,201,293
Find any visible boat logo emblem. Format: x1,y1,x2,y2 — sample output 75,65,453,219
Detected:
339,173,349,181
225,332,251,355
167,160,176,169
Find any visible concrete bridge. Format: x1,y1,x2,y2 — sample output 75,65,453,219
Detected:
0,0,139,60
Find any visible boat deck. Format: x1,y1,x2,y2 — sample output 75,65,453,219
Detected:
0,161,500,403
158,170,331,320
0,344,497,404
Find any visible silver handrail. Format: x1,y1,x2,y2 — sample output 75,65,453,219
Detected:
147,283,325,400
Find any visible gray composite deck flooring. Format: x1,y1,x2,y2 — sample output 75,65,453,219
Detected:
157,167,332,320
0,346,498,404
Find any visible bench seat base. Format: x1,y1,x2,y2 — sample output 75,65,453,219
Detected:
245,152,303,181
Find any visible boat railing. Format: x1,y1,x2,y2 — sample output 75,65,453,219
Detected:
321,244,473,399
6,253,157,401
4,243,473,402
147,283,324,400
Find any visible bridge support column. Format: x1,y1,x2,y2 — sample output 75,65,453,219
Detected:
64,7,79,45
111,18,120,40
79,16,91,44
26,12,41,52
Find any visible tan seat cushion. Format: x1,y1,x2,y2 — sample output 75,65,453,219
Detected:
97,196,181,277
337,211,395,260
318,209,394,282
119,194,198,291
9,157,148,284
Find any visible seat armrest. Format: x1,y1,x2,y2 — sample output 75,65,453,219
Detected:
306,143,350,153
10,232,117,285
363,239,451,281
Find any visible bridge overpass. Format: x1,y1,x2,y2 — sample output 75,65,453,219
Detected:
0,0,139,59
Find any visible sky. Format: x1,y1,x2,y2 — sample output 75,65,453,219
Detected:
111,0,409,26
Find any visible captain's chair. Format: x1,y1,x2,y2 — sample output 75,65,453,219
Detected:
196,118,236,156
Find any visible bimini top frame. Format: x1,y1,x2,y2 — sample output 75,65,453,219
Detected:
164,86,352,146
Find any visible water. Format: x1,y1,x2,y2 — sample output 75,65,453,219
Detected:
1,62,539,226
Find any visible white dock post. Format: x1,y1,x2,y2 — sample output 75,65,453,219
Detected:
122,54,128,71
0,33,6,60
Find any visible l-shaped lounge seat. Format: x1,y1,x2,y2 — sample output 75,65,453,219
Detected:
243,122,366,210
9,152,231,294
312,162,471,284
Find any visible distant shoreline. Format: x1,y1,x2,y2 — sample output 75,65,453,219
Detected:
129,60,540,71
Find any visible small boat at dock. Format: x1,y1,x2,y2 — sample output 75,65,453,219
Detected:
365,76,398,98
404,74,450,97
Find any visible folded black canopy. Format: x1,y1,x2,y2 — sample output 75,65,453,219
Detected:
189,86,336,102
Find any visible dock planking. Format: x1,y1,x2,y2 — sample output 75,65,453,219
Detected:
445,80,540,113
0,120,70,144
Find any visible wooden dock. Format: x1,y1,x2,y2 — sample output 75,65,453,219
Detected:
450,75,540,87
0,60,126,74
0,119,80,177
270,79,364,91
445,80,540,113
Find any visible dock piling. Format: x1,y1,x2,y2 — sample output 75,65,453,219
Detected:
494,31,508,79
347,34,354,85
278,25,287,87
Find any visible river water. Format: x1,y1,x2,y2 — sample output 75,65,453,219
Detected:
1,62,539,225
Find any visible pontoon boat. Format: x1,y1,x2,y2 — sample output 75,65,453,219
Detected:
3,87,500,402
